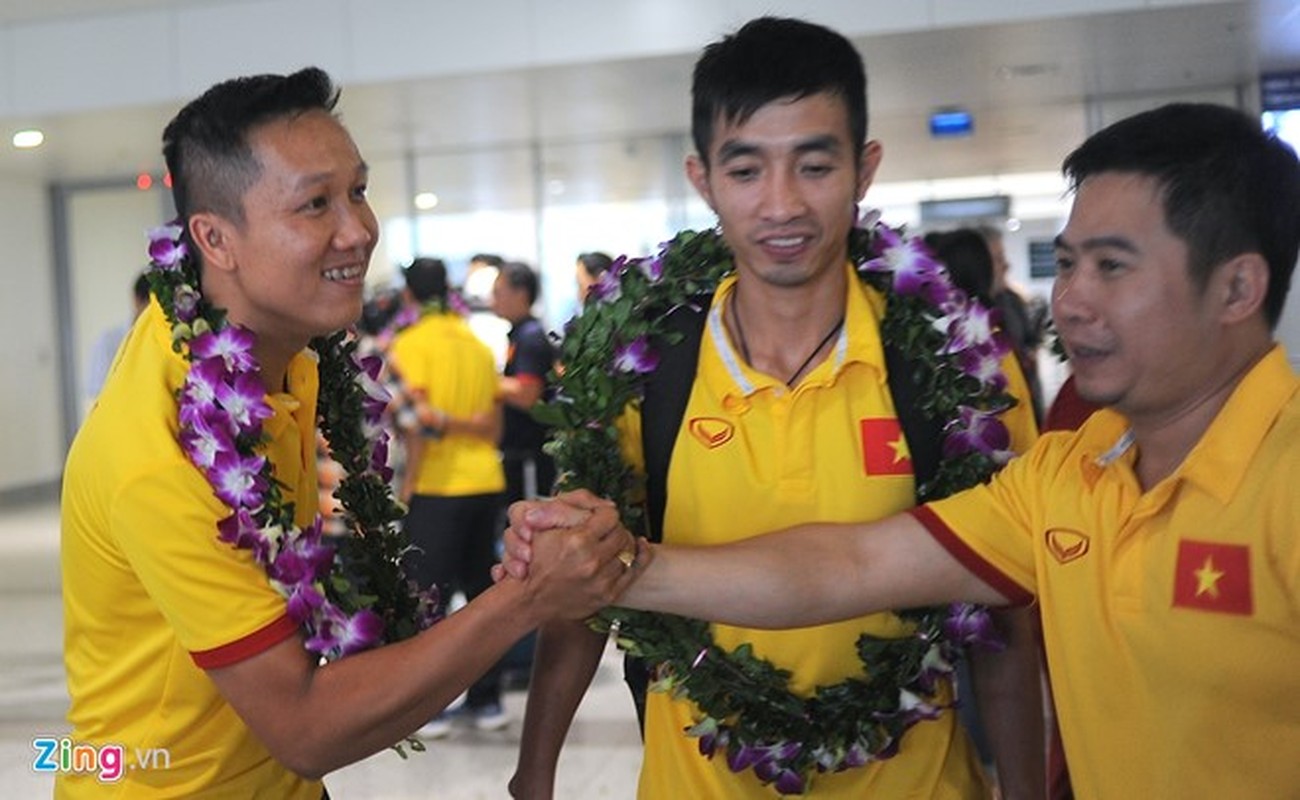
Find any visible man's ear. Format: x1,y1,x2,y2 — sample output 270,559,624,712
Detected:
188,213,237,274
685,154,715,213
855,139,883,203
1216,252,1269,325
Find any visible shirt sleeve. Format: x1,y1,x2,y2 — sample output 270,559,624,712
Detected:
112,464,296,662
915,438,1054,600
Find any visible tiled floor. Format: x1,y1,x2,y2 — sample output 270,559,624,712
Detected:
0,500,642,798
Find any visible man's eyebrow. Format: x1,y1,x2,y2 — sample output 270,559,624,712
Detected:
715,134,842,164
1053,233,1139,254
716,141,759,163
792,134,841,155
290,160,369,191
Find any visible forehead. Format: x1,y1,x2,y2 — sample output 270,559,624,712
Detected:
1061,172,1173,245
245,110,363,185
707,92,853,156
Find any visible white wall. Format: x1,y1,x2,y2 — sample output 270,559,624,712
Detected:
0,178,61,493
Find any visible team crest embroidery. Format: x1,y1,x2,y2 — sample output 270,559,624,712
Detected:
688,417,734,449
860,418,912,476
1172,540,1253,615
1045,528,1090,564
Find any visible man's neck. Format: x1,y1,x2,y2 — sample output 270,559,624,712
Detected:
1128,342,1270,490
728,264,849,383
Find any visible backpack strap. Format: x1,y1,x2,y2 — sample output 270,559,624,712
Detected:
882,338,943,488
640,297,710,543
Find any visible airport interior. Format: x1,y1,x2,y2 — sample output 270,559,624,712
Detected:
1,0,1298,796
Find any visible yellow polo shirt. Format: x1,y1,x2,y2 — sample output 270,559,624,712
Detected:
919,345,1300,798
60,300,321,798
389,311,505,496
628,266,1038,798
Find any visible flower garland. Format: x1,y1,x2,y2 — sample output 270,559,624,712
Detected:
145,222,439,666
536,212,1016,794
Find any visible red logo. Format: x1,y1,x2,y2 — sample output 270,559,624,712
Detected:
1045,528,1090,564
860,418,912,476
1172,540,1252,615
688,417,734,449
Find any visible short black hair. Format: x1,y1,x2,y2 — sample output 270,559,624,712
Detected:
691,17,868,166
498,260,540,306
470,253,505,268
925,229,995,305
576,251,613,279
1063,103,1300,328
404,257,449,303
162,67,340,226
132,271,151,305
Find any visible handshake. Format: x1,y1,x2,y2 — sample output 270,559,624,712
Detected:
491,490,653,621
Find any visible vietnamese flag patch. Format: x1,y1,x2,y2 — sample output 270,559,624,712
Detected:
1172,540,1252,616
861,418,913,476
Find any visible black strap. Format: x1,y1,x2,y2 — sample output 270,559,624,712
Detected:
640,297,710,543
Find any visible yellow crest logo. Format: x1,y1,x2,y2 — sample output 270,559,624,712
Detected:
1046,528,1090,564
688,417,734,449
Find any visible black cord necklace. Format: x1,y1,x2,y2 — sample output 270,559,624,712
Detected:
731,294,846,387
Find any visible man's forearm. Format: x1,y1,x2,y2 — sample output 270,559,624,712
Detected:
617,513,994,626
510,620,607,799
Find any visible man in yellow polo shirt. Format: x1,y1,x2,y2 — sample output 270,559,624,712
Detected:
389,256,509,735
60,67,635,798
511,103,1300,798
510,17,1044,800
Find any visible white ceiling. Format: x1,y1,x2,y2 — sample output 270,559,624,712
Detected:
0,1,1296,220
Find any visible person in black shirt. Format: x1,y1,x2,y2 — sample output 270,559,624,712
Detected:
491,261,558,507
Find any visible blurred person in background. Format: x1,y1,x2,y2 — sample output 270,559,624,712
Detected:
388,256,511,737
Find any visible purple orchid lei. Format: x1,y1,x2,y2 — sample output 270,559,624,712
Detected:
535,212,1017,794
146,222,438,664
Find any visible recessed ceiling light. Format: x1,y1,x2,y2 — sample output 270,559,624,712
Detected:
12,129,44,149
414,192,439,210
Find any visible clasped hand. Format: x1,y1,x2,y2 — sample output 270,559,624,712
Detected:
493,490,648,617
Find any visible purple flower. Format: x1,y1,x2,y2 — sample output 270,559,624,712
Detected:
284,580,326,623
588,263,624,303
639,254,664,283
369,435,394,483
180,406,237,469
936,301,998,354
944,603,1006,652
860,232,946,297
215,372,274,436
881,688,944,728
309,605,385,657
611,337,659,374
268,522,335,585
843,741,871,769
751,757,806,795
726,743,763,773
207,450,268,509
956,343,1009,392
354,354,391,421
215,512,274,564
172,283,201,323
182,358,229,414
190,326,258,373
147,223,187,269
942,406,1011,459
